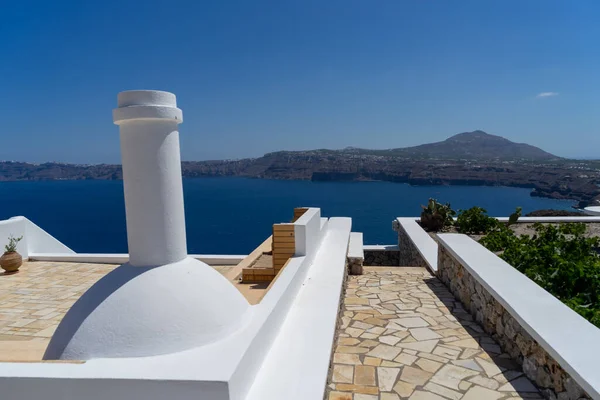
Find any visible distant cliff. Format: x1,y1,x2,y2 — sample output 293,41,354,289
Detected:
1,131,599,206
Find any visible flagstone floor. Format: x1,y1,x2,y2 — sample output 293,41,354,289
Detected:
327,267,540,400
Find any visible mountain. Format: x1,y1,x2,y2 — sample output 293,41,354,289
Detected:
1,130,597,206
354,130,558,161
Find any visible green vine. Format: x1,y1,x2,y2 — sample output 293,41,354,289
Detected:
480,223,600,327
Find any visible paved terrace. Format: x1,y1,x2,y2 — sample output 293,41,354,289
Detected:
328,267,540,400
0,260,266,361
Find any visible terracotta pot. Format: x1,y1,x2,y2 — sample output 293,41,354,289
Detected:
1,251,22,273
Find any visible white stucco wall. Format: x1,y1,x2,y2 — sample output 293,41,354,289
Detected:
0,216,74,258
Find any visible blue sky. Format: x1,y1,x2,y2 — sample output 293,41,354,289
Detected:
1,1,599,163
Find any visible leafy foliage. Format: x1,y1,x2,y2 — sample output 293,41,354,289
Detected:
4,235,22,253
455,206,521,234
508,207,522,226
420,198,456,232
455,207,502,234
480,223,600,328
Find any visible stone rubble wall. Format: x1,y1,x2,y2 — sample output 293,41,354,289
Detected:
347,257,363,275
396,224,428,267
437,245,590,400
363,249,400,266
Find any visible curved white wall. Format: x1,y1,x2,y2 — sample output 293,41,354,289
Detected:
44,257,250,359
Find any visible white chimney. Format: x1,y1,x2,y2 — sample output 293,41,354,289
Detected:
44,90,249,360
113,90,187,266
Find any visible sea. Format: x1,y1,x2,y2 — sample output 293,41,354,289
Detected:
0,178,575,255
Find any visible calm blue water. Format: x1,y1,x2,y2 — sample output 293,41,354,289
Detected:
0,178,575,254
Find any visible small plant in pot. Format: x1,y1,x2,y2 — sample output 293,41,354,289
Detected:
1,235,23,273
420,198,455,232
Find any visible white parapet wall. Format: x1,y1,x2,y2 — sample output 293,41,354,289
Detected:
0,207,352,400
28,253,246,266
0,216,244,266
437,234,600,399
393,218,437,272
0,216,75,258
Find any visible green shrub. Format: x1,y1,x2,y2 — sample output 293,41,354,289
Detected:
419,198,455,232
479,222,600,327
455,207,501,234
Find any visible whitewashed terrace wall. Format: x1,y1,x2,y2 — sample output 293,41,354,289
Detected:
393,218,437,272
0,208,353,400
437,234,598,399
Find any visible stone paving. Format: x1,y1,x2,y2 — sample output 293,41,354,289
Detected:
327,267,541,400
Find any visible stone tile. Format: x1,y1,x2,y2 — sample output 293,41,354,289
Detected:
408,391,446,400
498,377,539,392
476,357,506,377
363,356,382,366
409,327,442,341
429,364,479,390
353,321,375,330
393,380,415,397
334,353,362,365
416,307,442,317
366,345,401,361
347,328,366,337
461,386,504,400
354,365,376,386
377,367,400,391
432,346,460,360
333,365,354,383
361,333,379,339
378,335,400,346
364,318,387,327
354,394,378,400
415,358,442,373
459,348,480,359
329,391,353,400
335,384,379,395
468,374,500,390
423,382,462,400
395,317,429,328
361,339,381,348
481,342,502,354
394,352,417,365
446,338,479,349
339,338,361,346
367,327,386,335
399,366,432,386
380,393,400,400
347,298,370,305
451,359,482,372
396,339,439,353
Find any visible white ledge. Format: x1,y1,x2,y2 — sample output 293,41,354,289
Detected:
362,245,399,251
496,216,600,223
28,253,246,266
395,218,438,272
246,218,352,400
348,232,364,259
437,234,600,399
